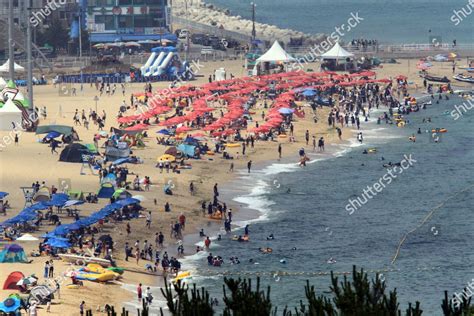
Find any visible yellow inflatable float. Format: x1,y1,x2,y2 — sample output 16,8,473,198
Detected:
171,271,192,283
226,143,240,148
76,271,119,282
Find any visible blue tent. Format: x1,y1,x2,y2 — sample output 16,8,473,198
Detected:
45,131,61,139
0,192,8,199
183,137,200,147
97,183,115,199
0,244,29,263
177,144,196,158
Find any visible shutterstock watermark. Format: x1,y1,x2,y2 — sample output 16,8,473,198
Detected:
346,154,417,215
452,280,474,308
30,0,67,27
288,12,364,72
451,0,474,25
451,99,474,120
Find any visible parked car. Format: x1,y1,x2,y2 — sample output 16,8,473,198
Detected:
191,33,207,45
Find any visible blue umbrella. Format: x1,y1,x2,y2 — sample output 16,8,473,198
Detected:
0,192,8,199
157,129,171,135
302,90,317,97
278,108,295,115
0,297,21,313
45,238,71,248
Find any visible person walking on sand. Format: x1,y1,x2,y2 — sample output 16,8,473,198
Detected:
48,260,54,277
50,140,59,154
137,283,143,302
305,130,310,145
79,301,85,316
44,261,50,278
135,248,140,265
28,301,38,316
318,137,325,152
146,211,152,229
278,144,282,159
229,162,234,172
247,160,252,173
189,182,195,196
14,132,18,145
312,136,316,151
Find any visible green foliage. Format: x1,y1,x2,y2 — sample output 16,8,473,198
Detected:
441,290,473,316
160,278,214,316
36,18,69,52
83,266,474,316
222,277,275,316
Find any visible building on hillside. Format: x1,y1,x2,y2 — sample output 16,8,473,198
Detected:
85,0,175,43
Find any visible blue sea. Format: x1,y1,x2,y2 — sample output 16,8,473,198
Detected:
205,0,474,44
180,93,474,315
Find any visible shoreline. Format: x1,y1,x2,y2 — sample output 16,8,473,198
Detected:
0,55,472,314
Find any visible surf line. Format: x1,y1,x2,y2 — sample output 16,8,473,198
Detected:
391,183,474,264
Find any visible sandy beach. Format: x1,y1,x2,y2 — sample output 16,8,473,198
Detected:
0,55,471,315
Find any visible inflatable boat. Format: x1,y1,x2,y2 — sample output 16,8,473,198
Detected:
423,75,450,83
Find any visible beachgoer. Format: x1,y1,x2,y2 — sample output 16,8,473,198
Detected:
146,211,152,228
44,261,50,278
204,237,211,249
247,160,252,173
278,144,282,159
79,301,85,316
137,283,142,302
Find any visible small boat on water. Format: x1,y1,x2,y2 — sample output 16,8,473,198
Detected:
423,74,450,83
453,74,474,84
58,254,112,267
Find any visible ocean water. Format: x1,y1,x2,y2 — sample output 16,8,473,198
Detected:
205,0,474,44
185,93,474,315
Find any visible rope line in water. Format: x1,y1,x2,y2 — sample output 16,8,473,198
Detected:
391,183,474,264
195,266,440,277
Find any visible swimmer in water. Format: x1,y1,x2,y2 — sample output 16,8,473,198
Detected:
286,188,291,194
292,247,297,250
417,128,421,134
327,257,337,264
363,149,368,154
266,234,274,240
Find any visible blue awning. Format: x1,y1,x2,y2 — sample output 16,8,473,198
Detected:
90,33,177,43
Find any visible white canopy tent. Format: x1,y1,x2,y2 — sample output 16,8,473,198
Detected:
256,41,296,63
0,59,25,73
320,42,354,60
0,77,6,90
253,41,296,75
0,98,22,131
